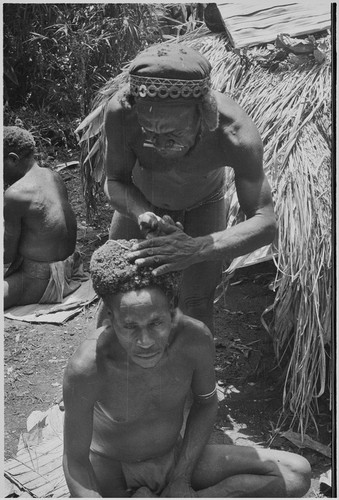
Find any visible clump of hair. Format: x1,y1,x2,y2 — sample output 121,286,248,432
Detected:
90,240,182,300
200,90,219,131
4,126,36,159
116,84,136,110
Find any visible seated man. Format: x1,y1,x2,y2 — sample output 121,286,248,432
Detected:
4,126,82,309
62,239,311,498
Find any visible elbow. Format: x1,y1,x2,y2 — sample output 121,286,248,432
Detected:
265,215,278,245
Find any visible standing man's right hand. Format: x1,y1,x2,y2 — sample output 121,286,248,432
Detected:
138,212,183,239
138,212,162,237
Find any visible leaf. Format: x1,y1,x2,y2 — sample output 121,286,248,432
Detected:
280,430,331,458
74,102,105,134
83,139,100,165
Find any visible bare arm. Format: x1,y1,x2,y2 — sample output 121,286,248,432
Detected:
162,327,218,497
4,190,24,264
62,342,102,498
200,111,276,260
104,97,153,223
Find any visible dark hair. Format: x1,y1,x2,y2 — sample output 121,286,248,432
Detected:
90,240,182,301
4,126,36,159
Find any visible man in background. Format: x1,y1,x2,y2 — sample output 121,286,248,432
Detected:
4,126,83,309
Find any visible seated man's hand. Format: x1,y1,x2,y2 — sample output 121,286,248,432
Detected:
161,477,197,498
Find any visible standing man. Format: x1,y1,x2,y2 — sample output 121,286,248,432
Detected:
103,43,276,332
4,126,82,309
63,240,310,498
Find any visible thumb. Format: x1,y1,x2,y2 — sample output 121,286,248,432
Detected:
157,219,182,234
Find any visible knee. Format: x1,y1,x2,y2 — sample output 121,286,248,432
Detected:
286,454,311,497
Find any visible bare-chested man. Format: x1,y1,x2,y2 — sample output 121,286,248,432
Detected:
63,240,310,498
100,43,277,332
4,126,80,309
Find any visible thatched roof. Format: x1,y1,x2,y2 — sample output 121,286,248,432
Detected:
215,0,331,48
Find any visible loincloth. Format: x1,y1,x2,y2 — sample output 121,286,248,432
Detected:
22,251,87,304
91,437,182,496
151,183,226,226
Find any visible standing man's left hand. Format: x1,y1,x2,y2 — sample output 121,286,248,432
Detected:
128,221,204,275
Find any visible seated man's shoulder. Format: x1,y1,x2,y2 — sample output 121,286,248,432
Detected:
67,339,97,377
66,329,110,382
4,182,31,206
175,313,214,351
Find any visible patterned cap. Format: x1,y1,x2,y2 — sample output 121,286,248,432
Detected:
129,43,211,100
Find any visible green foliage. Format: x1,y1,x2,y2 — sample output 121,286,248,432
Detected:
4,3,164,117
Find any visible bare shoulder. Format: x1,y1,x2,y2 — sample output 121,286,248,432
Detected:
173,312,214,356
67,323,115,375
215,91,262,148
4,182,31,208
215,91,263,172
65,338,99,383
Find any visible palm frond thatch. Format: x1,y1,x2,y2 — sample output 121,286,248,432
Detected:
77,26,332,433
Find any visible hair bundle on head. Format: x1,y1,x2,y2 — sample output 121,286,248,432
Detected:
90,240,181,300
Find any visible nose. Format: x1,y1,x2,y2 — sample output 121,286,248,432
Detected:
137,329,155,349
148,133,174,150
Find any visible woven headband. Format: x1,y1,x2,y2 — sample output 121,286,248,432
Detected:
129,74,211,100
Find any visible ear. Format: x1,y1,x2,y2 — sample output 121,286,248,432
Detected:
7,152,20,163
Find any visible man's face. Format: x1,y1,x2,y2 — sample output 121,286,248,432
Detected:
109,287,173,368
136,101,201,159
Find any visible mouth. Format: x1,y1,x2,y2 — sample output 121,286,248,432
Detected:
143,141,186,154
134,351,160,359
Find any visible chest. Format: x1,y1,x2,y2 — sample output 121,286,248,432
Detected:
98,359,192,422
130,129,229,174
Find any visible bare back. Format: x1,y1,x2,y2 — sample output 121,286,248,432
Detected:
4,165,77,263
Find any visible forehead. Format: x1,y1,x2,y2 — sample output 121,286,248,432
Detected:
110,287,170,315
136,101,197,127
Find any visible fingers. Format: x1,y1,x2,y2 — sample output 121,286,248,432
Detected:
133,256,162,267
130,238,163,252
162,214,176,226
137,212,160,235
151,263,178,276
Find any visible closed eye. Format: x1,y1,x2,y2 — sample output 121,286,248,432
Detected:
150,320,162,327
124,324,136,330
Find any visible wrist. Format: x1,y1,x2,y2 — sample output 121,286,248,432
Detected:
195,236,211,263
170,468,192,484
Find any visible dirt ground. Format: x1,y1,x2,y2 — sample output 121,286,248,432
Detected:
4,163,332,497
